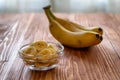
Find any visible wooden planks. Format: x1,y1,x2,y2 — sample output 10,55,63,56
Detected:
0,13,120,80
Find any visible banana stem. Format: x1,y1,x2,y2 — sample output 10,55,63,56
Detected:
43,5,56,22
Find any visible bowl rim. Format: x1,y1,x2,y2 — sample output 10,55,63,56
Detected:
18,41,64,56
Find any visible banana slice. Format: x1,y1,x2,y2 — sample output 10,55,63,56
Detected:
24,60,35,65
48,44,58,53
48,44,58,58
22,46,36,60
47,48,58,58
48,44,54,48
37,48,52,60
37,48,58,61
31,41,48,52
23,46,36,54
48,48,57,54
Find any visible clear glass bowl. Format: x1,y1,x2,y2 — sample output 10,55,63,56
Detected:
18,42,64,71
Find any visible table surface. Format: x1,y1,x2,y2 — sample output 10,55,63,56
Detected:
0,13,120,80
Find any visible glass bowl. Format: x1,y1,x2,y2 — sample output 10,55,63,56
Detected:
18,42,64,71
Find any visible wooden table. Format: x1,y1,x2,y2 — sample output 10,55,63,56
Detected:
0,13,120,80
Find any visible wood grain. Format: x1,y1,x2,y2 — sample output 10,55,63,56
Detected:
0,13,120,80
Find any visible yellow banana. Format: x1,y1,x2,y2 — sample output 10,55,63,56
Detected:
57,18,103,35
45,5,103,35
50,20,102,48
43,5,103,48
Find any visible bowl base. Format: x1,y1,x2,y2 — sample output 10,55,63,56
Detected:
28,64,58,71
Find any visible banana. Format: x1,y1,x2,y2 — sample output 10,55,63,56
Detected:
43,5,103,48
44,5,103,35
57,18,103,35
51,20,102,48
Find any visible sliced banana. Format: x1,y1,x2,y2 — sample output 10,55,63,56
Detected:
22,46,36,60
23,46,36,54
24,60,35,65
48,44,54,48
38,48,57,60
48,48,57,54
37,48,53,60
39,48,52,55
48,44,58,53
21,40,59,68
31,41,48,52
